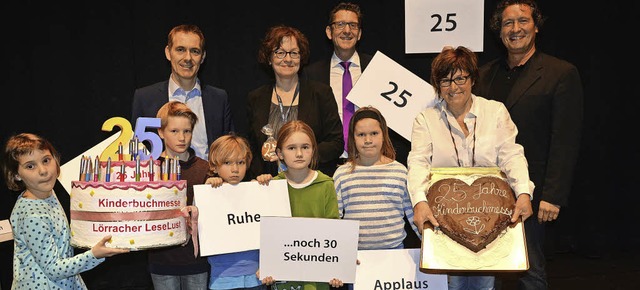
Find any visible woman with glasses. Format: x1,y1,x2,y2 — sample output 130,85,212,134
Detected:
246,25,344,179
407,46,534,290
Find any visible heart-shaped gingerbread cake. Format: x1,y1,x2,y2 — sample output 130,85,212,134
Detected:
426,176,516,253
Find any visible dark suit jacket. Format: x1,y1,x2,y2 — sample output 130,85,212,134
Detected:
131,80,235,151
301,53,373,84
301,52,411,168
246,78,344,178
473,51,583,207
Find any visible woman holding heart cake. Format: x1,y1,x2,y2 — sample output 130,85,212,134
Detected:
407,46,534,290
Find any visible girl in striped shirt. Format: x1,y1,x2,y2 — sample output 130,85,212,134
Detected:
333,106,420,250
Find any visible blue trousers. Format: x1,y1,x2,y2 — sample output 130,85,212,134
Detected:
518,216,548,289
151,272,209,290
448,275,494,290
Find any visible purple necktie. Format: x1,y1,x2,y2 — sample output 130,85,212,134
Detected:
340,61,354,151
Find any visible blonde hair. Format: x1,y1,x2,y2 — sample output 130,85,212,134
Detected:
207,134,252,177
156,101,198,130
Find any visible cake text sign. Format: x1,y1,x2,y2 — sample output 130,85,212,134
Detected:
70,181,188,250
427,176,515,253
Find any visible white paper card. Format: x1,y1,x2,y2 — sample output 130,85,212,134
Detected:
259,216,359,283
405,0,484,53
354,249,448,290
0,219,13,243
194,180,291,256
347,51,438,141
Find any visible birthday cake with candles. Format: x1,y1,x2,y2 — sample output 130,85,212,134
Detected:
70,156,188,250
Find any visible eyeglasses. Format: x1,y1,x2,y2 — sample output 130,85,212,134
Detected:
273,50,300,59
439,75,470,87
331,21,360,31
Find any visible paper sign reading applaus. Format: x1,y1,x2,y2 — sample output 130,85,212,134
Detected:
193,180,291,256
259,216,359,283
354,249,447,290
346,51,438,141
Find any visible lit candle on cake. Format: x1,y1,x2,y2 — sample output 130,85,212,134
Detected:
105,157,111,182
128,138,134,161
162,158,169,181
79,155,85,181
176,158,181,180
93,156,99,182
149,156,154,181
118,142,124,161
85,158,92,182
170,157,177,181
133,135,139,161
135,155,141,181
120,162,126,182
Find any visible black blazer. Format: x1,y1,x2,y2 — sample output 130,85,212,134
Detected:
246,78,344,178
301,52,373,83
473,51,583,207
301,52,411,167
131,80,235,151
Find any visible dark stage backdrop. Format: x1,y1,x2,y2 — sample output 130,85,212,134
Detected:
1,1,635,289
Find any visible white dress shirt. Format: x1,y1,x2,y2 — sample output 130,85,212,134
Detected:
407,94,534,207
168,77,208,159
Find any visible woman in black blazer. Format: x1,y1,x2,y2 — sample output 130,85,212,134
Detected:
246,25,343,179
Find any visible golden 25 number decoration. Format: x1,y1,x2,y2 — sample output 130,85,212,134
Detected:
101,117,134,161
100,117,162,161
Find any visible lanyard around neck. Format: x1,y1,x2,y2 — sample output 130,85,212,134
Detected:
444,112,476,167
274,82,300,123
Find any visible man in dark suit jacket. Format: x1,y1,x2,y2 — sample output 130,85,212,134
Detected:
473,1,583,289
131,24,234,161
132,80,234,158
302,2,411,173
125,24,235,290
303,2,418,253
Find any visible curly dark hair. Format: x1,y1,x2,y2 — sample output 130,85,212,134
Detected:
257,25,310,66
489,0,545,33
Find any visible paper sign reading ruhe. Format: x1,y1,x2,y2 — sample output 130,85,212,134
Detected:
194,180,291,256
354,249,447,290
260,216,359,283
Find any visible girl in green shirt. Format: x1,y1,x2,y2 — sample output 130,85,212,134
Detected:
258,120,342,290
